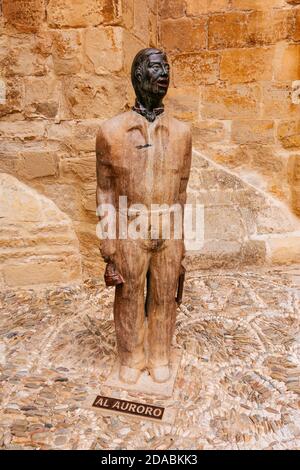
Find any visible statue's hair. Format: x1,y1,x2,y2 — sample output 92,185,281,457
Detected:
131,48,165,94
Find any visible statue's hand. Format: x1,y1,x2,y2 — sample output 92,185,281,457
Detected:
100,239,116,263
104,261,125,287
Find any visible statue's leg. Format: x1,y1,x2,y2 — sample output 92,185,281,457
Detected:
113,239,150,383
147,239,184,383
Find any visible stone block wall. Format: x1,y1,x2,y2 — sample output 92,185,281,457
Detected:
289,154,300,215
187,148,300,269
159,0,300,215
1,0,300,285
0,173,82,288
0,0,158,279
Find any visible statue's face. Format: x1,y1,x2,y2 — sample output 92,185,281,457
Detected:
139,53,170,98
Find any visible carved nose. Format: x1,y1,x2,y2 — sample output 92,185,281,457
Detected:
161,66,168,77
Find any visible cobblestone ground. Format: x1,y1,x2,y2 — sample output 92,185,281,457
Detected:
0,267,299,450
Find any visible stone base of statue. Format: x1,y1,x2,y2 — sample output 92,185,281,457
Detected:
104,348,182,398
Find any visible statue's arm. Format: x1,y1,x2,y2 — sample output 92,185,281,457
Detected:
179,129,192,207
96,126,116,263
179,129,192,262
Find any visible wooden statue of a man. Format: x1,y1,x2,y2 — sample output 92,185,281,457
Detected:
96,48,192,385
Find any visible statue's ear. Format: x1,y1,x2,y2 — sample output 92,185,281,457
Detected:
135,65,143,83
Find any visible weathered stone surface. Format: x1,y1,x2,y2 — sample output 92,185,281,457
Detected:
277,121,300,149
2,0,45,33
290,80,300,104
147,0,158,14
0,34,9,66
274,44,300,81
246,10,291,45
0,78,24,118
241,144,284,176
209,9,292,49
83,27,123,74
121,0,134,28
173,52,220,87
133,0,150,44
267,236,300,265
3,259,80,287
17,150,58,180
205,206,246,241
24,77,61,119
166,87,200,121
51,30,82,75
187,0,229,15
189,166,245,192
221,48,274,84
31,182,83,219
261,82,300,119
240,240,267,266
292,185,300,215
188,241,244,269
47,0,103,28
123,30,146,74
192,121,228,146
149,9,158,47
286,0,300,5
288,155,299,185
232,120,275,144
0,121,46,141
82,182,97,212
46,120,102,152
76,222,104,277
102,0,123,25
45,122,73,149
0,145,19,176
0,173,82,287
232,0,286,8
63,76,126,119
186,150,300,267
292,156,300,181
0,142,62,180
60,156,96,183
1,35,51,77
208,12,249,49
292,8,300,41
201,84,261,119
256,205,298,234
159,0,186,19
204,145,247,168
161,17,207,53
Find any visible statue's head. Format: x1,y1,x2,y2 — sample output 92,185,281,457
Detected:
131,48,170,103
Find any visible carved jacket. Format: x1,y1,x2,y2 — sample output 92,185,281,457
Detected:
96,109,192,213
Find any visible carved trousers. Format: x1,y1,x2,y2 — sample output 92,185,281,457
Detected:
113,238,184,370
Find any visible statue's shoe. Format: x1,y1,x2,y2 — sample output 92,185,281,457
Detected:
149,365,171,383
119,365,142,384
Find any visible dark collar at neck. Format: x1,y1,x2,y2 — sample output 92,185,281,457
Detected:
132,100,164,123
